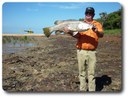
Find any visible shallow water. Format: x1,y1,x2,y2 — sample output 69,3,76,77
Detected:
2,42,36,54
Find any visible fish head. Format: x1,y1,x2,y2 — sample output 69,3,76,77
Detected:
78,23,93,30
89,24,94,29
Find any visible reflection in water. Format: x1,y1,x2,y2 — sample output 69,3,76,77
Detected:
3,43,36,54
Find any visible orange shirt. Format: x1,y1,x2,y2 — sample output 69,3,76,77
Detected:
76,20,103,50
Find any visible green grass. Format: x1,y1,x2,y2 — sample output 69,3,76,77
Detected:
104,29,121,35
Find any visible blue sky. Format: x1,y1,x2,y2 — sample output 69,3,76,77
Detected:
2,2,122,34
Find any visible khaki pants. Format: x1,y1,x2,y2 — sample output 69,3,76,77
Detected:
77,49,96,91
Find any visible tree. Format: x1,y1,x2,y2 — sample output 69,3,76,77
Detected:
99,12,108,27
105,9,122,29
24,29,34,34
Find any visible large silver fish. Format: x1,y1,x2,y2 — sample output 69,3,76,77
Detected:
43,20,94,37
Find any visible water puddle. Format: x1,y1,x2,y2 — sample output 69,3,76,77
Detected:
3,43,36,54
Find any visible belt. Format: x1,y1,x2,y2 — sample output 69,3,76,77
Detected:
77,48,96,51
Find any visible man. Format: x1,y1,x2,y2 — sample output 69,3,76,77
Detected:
64,7,104,91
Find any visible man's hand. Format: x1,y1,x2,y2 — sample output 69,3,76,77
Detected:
63,27,70,33
63,27,73,35
92,25,98,32
92,25,104,38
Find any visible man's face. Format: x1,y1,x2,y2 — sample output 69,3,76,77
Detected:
85,12,94,20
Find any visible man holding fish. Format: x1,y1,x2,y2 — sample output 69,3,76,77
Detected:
64,7,104,91
43,7,104,91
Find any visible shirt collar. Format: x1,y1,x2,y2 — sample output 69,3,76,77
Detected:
84,19,97,24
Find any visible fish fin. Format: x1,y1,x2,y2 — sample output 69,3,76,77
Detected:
54,20,64,25
43,28,51,37
55,31,62,35
54,19,77,25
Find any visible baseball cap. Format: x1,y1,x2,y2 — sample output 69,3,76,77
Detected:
85,7,95,15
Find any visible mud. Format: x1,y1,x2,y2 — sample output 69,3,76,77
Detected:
2,34,122,92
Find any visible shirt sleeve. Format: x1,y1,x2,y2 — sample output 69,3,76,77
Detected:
97,22,103,33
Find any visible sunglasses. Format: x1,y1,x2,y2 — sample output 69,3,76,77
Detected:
85,12,94,15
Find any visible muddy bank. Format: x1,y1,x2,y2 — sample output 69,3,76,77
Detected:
2,34,122,92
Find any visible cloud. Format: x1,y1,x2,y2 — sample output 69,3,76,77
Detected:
56,3,84,9
26,8,39,12
37,3,46,7
37,2,86,9
58,4,79,9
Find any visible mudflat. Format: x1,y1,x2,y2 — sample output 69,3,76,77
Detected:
2,34,122,92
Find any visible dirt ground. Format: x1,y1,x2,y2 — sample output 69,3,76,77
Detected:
2,34,122,92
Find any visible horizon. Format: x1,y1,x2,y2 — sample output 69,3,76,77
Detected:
2,2,121,34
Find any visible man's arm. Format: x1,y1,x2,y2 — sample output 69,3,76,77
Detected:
96,31,104,38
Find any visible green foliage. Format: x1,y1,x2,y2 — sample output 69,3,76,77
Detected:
2,36,33,44
20,36,29,43
79,18,84,21
96,9,122,30
24,29,34,34
99,12,108,27
104,29,121,35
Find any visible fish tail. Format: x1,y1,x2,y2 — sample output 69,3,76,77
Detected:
43,27,51,37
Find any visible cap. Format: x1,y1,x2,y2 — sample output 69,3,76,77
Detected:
85,7,95,14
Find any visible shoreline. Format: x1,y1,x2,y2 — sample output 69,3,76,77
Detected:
2,34,45,37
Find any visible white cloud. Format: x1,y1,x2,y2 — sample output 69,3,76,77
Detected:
56,3,84,9
37,2,87,9
58,4,80,9
37,3,46,7
26,8,39,12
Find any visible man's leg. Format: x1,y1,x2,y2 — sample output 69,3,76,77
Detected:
88,51,96,91
77,50,88,91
